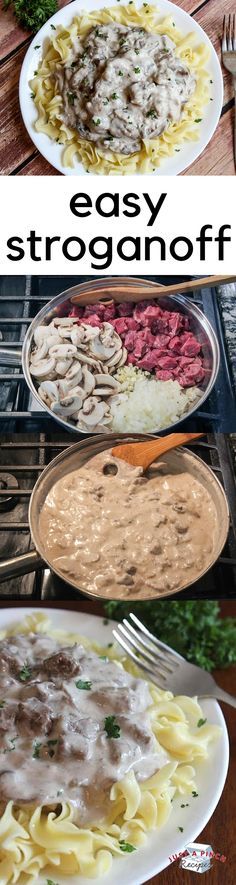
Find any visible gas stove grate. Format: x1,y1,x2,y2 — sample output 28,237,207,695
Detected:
0,276,236,433
0,433,236,601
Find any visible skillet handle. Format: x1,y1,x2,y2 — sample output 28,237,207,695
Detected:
0,348,22,367
0,550,44,581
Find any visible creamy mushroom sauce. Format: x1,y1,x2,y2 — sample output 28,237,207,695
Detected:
39,449,218,597
56,23,196,154
0,633,167,823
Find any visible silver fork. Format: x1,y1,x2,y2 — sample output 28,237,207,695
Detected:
222,14,236,170
113,613,236,708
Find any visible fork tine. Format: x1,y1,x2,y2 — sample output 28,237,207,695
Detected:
130,613,183,663
222,14,227,52
112,628,166,685
122,619,174,673
116,623,169,678
229,13,233,51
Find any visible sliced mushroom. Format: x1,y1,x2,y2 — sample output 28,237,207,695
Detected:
116,347,127,368
54,317,77,326
52,394,83,417
66,362,83,386
93,387,118,396
49,344,77,359
30,341,49,364
105,348,124,368
81,366,95,396
79,398,106,426
71,326,87,348
34,325,50,346
38,381,59,407
30,358,56,380
94,374,120,390
74,350,99,368
89,335,116,360
55,358,73,376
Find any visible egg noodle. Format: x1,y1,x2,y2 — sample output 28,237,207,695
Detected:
0,613,220,883
30,4,211,174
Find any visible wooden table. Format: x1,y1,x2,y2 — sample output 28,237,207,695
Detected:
0,0,235,175
0,598,235,883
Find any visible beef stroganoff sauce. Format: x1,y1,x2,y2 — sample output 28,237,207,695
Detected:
58,23,195,155
39,449,218,597
0,633,167,823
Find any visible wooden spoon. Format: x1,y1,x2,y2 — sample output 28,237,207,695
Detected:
112,433,204,471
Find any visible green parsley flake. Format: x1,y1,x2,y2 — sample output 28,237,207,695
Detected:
178,826,184,833
192,791,199,798
134,67,141,74
67,92,76,106
104,716,121,739
50,24,56,30
94,118,101,125
99,655,109,660
111,93,119,99
197,718,207,727
46,880,59,885
75,680,92,691
146,109,157,118
119,840,136,852
0,701,5,709
18,663,32,682
118,70,124,76
180,803,189,808
195,118,202,123
33,741,42,759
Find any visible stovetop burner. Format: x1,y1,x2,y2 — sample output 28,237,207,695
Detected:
0,473,19,512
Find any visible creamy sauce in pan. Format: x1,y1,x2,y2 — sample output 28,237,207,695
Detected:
0,633,166,824
39,450,218,598
57,23,196,154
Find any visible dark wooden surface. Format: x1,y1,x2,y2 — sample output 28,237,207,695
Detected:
0,598,235,883
0,0,234,175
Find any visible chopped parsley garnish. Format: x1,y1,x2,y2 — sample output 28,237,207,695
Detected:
34,46,40,49
210,79,213,84
104,716,121,739
34,70,38,75
178,826,184,833
46,880,59,885
71,61,77,68
18,662,32,682
180,803,189,808
67,92,76,106
143,2,149,5
134,67,141,73
118,70,124,76
192,791,199,798
111,92,119,99
146,109,157,118
99,654,109,660
107,643,113,648
4,736,18,754
197,718,207,727
47,739,58,758
50,24,56,30
33,741,42,759
75,680,92,691
135,49,140,54
0,701,5,709
119,840,136,852
195,118,202,123
57,789,63,796
93,118,101,125
30,93,35,99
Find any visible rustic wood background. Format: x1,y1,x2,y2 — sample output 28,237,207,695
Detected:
0,598,235,882
0,0,235,175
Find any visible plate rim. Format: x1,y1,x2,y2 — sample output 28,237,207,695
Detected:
0,605,229,885
19,0,224,176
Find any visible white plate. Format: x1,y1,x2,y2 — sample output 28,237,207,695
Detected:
19,0,223,176
0,606,229,885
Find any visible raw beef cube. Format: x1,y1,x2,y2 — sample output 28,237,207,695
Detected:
124,318,140,331
168,336,182,353
168,312,186,335
181,337,201,357
157,356,178,369
153,334,170,348
117,302,133,316
137,328,156,347
103,303,116,320
69,305,84,319
83,314,102,327
124,331,137,351
112,317,129,335
133,339,148,359
155,369,174,381
138,352,160,371
84,303,105,318
127,353,137,365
